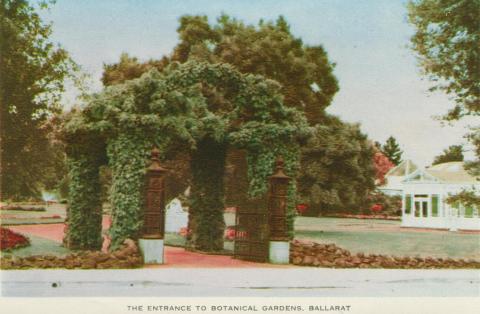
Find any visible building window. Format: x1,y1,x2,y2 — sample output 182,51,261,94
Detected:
414,201,420,217
405,195,412,214
465,206,474,218
422,201,428,217
451,202,460,217
431,195,439,217
414,195,428,217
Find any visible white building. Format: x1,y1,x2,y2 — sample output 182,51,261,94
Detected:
401,162,480,231
165,198,188,233
379,160,418,196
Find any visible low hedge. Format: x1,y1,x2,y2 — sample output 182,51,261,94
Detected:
1,205,46,212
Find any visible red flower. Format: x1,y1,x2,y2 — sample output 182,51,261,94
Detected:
373,151,395,185
0,227,30,251
224,227,236,241
179,227,189,237
371,204,383,213
296,204,308,214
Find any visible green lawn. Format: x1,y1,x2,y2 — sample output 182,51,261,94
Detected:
164,232,186,247
3,212,477,260
294,217,480,259
1,216,65,225
164,232,234,252
1,203,66,225
1,235,71,258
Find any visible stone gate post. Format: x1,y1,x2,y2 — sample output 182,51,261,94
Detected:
268,157,291,264
139,147,167,264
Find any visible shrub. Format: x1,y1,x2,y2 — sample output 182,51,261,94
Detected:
0,227,30,251
0,205,46,212
367,191,402,216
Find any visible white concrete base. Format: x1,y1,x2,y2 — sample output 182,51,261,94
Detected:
269,241,290,264
139,239,164,264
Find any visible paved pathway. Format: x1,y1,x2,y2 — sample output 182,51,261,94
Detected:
7,223,280,268
8,223,67,243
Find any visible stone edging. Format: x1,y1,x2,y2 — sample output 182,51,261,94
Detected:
1,239,142,269
290,240,480,269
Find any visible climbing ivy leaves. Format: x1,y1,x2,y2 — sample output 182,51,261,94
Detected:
63,61,310,251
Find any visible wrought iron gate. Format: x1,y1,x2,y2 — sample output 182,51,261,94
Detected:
233,197,269,262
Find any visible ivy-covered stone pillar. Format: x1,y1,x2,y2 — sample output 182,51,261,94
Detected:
107,133,151,250
64,142,104,250
187,137,227,252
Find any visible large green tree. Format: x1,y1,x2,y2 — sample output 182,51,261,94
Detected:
0,0,75,200
100,15,380,221
381,136,403,166
297,116,375,215
432,144,464,165
103,14,339,125
408,0,479,175
408,0,479,120
101,15,343,213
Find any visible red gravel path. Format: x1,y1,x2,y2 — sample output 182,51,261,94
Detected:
8,224,66,243
7,219,284,268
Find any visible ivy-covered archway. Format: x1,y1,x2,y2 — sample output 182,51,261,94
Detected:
62,61,310,252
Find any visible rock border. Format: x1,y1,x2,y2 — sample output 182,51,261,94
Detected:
1,239,142,269
290,240,480,269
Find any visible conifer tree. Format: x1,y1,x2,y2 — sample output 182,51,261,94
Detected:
382,136,403,166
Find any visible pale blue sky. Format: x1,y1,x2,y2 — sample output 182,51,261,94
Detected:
39,0,475,166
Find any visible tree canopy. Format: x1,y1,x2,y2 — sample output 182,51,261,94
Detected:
297,116,375,215
102,14,339,125
97,14,382,224
381,136,403,166
408,0,480,120
408,0,479,175
432,144,464,165
373,150,395,186
0,0,75,200
465,128,480,176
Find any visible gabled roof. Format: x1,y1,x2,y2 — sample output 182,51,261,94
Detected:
403,161,478,184
403,169,440,183
386,159,418,177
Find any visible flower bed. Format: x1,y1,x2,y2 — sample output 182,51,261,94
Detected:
1,205,46,212
290,240,480,269
0,227,30,251
323,213,401,221
39,215,62,219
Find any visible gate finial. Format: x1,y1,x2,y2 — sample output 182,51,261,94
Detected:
148,147,167,173
270,156,290,179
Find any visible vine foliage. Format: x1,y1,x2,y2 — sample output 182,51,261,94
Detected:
62,61,309,251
